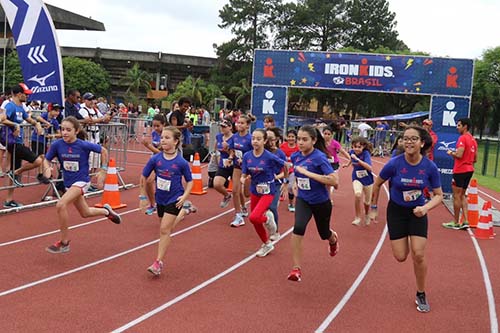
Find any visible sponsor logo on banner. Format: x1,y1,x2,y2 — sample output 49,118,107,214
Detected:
325,58,393,87
437,140,456,151
28,70,59,93
438,168,453,175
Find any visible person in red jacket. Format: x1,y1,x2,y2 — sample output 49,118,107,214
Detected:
422,119,438,161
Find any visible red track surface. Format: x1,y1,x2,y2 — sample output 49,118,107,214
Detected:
0,153,498,332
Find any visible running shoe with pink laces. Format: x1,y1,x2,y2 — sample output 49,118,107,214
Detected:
147,259,163,276
46,240,70,254
287,267,302,282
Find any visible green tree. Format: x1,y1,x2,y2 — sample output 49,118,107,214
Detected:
167,76,224,107
120,63,152,99
229,78,252,109
472,47,500,137
271,2,303,50
63,57,110,96
0,51,23,91
344,0,407,51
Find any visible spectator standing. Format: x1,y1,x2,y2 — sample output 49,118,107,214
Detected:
422,119,438,161
358,121,372,138
63,89,82,120
442,118,478,230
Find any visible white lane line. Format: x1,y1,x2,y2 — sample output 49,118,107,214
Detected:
478,189,500,205
111,227,294,333
0,208,235,297
467,229,498,333
0,208,140,248
315,182,390,333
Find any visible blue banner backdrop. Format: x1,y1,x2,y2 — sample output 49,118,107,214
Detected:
253,49,473,97
1,0,65,104
251,86,287,130
431,96,471,193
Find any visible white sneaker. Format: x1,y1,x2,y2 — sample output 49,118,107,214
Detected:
230,214,245,227
269,232,280,241
364,215,371,226
352,218,361,226
288,204,295,212
220,194,232,208
264,210,277,236
256,242,274,257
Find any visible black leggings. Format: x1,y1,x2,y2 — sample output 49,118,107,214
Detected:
293,197,332,240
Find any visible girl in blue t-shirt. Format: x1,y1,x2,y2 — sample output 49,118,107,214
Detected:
241,128,286,257
225,114,254,227
287,125,339,282
141,114,167,215
370,126,443,313
139,126,194,276
344,136,374,226
213,119,235,209
44,116,122,254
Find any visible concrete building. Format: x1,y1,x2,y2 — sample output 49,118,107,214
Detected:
0,4,216,100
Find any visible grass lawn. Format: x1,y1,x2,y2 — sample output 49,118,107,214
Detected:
475,140,500,192
474,173,500,193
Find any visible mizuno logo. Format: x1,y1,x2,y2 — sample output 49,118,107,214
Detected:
28,71,55,86
439,141,455,148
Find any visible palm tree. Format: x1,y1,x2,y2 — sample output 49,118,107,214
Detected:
120,63,152,97
229,78,251,108
191,76,204,106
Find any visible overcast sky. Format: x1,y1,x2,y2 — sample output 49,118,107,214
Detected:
46,0,500,60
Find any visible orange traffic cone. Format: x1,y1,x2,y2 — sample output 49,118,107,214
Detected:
190,152,207,195
473,202,491,240
486,201,495,239
467,179,479,227
95,158,127,209
226,177,233,193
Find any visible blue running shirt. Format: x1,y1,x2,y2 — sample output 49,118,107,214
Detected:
242,149,286,196
349,149,374,186
227,132,252,167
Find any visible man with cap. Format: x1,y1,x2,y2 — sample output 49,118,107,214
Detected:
0,83,51,208
422,119,438,161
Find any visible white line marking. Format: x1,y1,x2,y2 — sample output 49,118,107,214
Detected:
315,182,390,332
111,227,294,333
0,208,140,247
467,229,498,333
0,209,235,297
478,189,500,205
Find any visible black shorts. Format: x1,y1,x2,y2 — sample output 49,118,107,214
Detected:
157,202,181,218
31,140,47,157
9,144,38,170
331,162,340,171
387,200,428,240
452,172,473,189
215,166,233,179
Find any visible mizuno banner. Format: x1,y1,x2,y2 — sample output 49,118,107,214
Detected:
1,0,64,104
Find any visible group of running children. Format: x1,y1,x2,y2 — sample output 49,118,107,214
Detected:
43,111,442,313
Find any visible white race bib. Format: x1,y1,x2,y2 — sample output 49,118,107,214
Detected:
356,170,368,178
157,177,171,191
403,190,422,202
235,150,243,159
256,182,270,194
297,177,311,190
63,161,79,172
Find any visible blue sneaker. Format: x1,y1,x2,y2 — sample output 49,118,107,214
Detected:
7,171,23,187
3,200,23,208
145,205,157,215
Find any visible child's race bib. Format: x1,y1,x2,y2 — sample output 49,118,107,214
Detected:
403,190,421,202
297,177,311,190
235,150,243,159
356,170,368,178
157,177,171,191
256,182,270,194
63,161,79,172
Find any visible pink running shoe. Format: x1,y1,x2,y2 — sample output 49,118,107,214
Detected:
329,231,339,257
287,267,302,282
147,259,163,276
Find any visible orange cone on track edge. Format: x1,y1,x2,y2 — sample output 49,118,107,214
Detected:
227,177,233,193
95,158,127,209
473,202,492,240
467,179,479,227
487,201,495,239
191,153,207,195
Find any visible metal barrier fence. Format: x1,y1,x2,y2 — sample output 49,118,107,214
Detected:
476,136,500,178
0,121,130,214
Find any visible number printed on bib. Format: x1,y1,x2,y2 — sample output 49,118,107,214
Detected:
256,182,270,194
63,161,79,172
235,150,243,159
356,170,368,178
403,189,421,202
297,177,311,190
157,177,171,191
